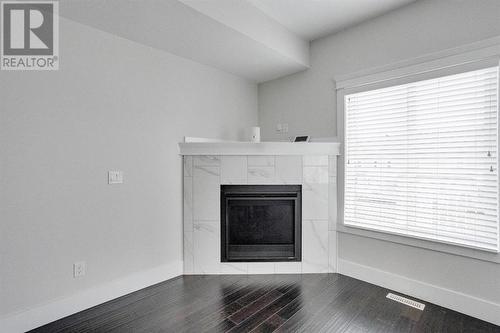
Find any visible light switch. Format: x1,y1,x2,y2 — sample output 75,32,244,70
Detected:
108,170,123,184
74,261,86,278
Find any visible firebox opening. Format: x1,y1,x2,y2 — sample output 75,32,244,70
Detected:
221,185,302,262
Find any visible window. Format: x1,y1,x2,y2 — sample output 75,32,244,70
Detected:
344,65,499,252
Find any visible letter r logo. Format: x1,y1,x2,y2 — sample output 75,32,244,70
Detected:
2,2,54,55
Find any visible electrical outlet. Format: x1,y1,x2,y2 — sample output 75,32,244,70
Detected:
108,170,123,184
276,123,289,134
282,123,289,133
73,261,86,278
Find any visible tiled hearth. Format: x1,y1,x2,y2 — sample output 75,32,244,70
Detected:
182,151,338,275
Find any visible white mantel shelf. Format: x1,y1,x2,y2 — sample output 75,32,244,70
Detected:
179,141,341,156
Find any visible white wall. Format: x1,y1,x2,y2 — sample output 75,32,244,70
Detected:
259,0,500,141
258,0,500,325
0,15,257,327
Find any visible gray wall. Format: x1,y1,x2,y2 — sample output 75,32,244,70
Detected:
259,0,500,141
258,0,500,320
0,17,257,316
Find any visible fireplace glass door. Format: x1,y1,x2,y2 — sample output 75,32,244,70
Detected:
221,185,301,262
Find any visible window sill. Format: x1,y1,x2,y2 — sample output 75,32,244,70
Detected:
337,223,500,264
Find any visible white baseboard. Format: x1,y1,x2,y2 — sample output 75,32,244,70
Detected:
338,259,500,326
0,260,183,333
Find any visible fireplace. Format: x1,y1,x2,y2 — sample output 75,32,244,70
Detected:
221,185,302,262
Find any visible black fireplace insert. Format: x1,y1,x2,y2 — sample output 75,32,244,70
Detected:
221,185,302,262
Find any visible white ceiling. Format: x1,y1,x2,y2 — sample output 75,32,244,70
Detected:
61,0,417,82
61,0,310,82
248,0,417,40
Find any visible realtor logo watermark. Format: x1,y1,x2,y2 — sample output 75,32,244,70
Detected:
1,1,58,70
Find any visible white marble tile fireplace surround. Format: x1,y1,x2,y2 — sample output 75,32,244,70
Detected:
180,141,340,275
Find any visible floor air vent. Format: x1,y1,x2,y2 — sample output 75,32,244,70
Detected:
386,293,425,310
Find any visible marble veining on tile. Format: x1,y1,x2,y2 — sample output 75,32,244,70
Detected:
183,231,194,274
303,155,328,166
193,166,220,220
275,262,302,274
247,262,275,274
329,155,337,175
248,155,275,166
303,166,329,184
194,165,220,177
221,156,247,184
193,155,221,166
184,156,193,177
183,176,193,232
248,166,276,184
329,230,337,273
329,176,337,231
193,221,220,274
183,154,336,275
275,155,302,184
220,262,249,274
302,220,329,273
303,182,328,220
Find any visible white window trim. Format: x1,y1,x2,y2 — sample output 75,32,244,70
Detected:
335,36,500,263
335,35,500,90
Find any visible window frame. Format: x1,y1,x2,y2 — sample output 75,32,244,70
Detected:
336,54,500,262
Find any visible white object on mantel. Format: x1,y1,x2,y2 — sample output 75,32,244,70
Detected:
250,126,261,143
179,140,340,156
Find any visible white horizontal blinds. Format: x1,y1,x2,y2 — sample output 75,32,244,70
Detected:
345,66,499,252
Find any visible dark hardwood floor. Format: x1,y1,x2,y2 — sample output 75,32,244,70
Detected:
31,274,500,333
